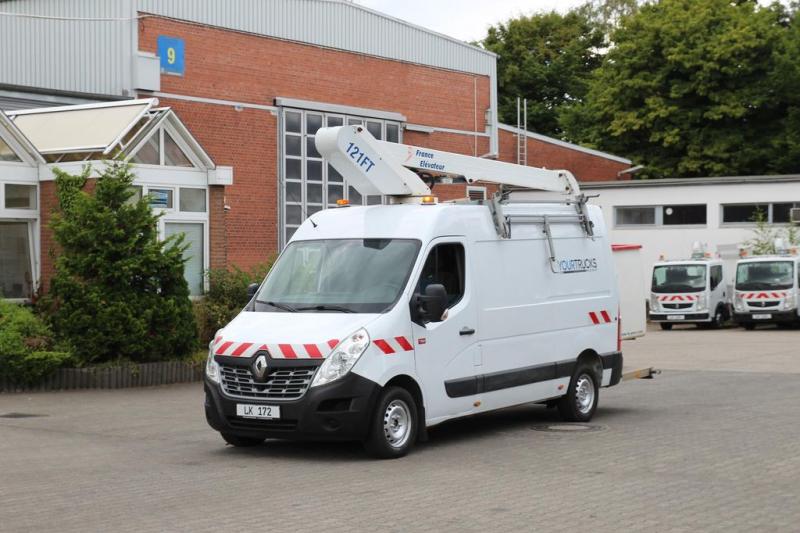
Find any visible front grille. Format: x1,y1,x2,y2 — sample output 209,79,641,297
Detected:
748,301,780,309
220,364,315,401
663,303,692,310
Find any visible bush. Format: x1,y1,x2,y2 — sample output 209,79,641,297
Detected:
0,299,72,385
42,162,197,364
195,263,273,345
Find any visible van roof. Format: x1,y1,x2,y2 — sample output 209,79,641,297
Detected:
290,202,605,243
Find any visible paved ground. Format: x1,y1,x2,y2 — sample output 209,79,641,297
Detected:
1,327,799,532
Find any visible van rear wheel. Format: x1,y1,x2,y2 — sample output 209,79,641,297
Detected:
557,362,599,423
364,386,417,459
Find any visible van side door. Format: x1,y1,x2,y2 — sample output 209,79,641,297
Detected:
409,238,479,422
709,264,725,311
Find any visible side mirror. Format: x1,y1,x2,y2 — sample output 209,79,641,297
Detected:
413,283,449,323
246,283,259,300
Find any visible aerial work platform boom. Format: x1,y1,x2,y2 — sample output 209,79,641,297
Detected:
315,125,581,198
315,125,592,238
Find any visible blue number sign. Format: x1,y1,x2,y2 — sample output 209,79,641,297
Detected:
157,36,185,76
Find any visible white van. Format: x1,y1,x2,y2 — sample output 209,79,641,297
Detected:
649,257,730,330
733,254,800,329
203,126,623,458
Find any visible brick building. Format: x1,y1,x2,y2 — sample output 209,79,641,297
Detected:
0,0,632,299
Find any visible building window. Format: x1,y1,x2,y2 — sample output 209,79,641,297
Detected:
130,128,196,168
616,204,708,227
280,108,402,245
467,186,487,201
0,136,21,162
165,222,204,296
0,221,33,299
616,206,656,226
772,203,800,224
662,204,706,225
4,184,37,210
148,188,174,209
720,202,799,224
179,188,206,212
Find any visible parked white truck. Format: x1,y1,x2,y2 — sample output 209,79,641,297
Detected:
204,125,651,458
733,246,800,329
649,246,730,329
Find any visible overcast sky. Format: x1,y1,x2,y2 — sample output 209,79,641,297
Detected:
354,0,789,43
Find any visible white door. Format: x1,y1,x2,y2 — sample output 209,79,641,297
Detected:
409,238,480,422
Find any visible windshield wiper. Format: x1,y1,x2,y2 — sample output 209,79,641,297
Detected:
295,304,356,313
255,300,298,313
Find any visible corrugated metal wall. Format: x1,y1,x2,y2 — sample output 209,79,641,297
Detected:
136,0,495,76
0,0,134,96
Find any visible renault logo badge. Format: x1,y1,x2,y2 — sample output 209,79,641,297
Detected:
252,355,268,382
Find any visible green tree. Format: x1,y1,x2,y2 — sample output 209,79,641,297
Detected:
577,0,641,37
45,162,196,364
563,0,799,178
482,10,604,137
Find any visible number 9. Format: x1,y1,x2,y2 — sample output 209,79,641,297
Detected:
167,47,176,64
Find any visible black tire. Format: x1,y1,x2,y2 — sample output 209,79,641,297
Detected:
743,323,756,330
659,322,673,330
711,307,725,329
363,386,417,459
221,433,264,447
557,360,600,423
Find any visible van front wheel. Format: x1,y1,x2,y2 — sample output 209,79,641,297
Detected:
364,386,417,459
558,363,599,423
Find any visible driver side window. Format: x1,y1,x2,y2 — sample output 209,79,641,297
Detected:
710,265,722,290
416,243,465,307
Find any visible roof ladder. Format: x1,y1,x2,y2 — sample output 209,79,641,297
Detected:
516,97,528,166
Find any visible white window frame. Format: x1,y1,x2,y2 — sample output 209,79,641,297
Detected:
0,180,40,302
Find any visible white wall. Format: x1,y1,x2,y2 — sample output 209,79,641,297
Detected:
585,179,800,298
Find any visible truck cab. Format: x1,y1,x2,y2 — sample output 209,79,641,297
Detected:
732,255,800,329
649,258,729,330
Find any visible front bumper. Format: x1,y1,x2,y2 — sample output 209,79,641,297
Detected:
732,310,800,324
650,313,710,322
205,370,381,442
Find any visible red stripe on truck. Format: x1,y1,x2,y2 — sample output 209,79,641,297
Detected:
279,344,297,359
589,312,600,325
600,310,612,323
304,344,322,358
395,336,414,351
374,339,395,354
231,342,253,357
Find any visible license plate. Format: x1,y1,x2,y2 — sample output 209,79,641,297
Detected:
667,315,685,320
752,313,772,320
236,404,280,419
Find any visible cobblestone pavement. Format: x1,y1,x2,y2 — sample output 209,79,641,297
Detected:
1,328,799,532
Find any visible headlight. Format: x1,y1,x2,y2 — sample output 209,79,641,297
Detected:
206,340,221,384
695,293,707,312
311,328,370,388
782,293,796,311
734,294,745,312
650,294,660,312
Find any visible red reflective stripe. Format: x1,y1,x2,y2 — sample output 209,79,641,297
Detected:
758,293,769,299
772,292,781,298
231,342,253,357
258,344,268,352
279,344,297,358
600,310,611,323
395,336,413,351
327,339,339,349
216,341,234,355
374,339,395,354
304,344,322,358
589,312,600,325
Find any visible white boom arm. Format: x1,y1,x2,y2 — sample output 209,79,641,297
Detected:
315,126,581,198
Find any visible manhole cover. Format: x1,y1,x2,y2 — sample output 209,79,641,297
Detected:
0,413,46,419
531,423,605,433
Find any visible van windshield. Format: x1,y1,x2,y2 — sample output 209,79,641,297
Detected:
735,261,794,291
254,239,421,314
652,264,706,293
